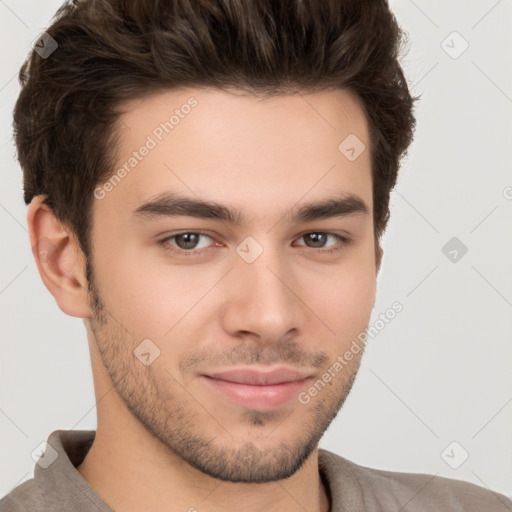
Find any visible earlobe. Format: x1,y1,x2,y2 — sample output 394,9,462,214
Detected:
27,195,91,319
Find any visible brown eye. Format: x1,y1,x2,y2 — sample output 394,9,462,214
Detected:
174,233,203,250
159,232,215,254
302,232,329,248
296,232,348,251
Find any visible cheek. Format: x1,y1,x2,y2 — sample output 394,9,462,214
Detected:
306,247,376,341
92,242,188,339
100,256,235,350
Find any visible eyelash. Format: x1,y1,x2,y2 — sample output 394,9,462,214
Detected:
157,231,350,257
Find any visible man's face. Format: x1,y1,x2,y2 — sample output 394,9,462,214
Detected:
86,87,378,482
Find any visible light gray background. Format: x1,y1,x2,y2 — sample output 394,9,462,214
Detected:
1,0,511,500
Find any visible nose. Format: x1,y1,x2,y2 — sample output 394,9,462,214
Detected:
220,243,308,346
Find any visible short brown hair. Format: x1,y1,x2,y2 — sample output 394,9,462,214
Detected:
14,0,417,272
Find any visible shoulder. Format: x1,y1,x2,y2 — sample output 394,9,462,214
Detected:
319,449,512,511
0,478,46,512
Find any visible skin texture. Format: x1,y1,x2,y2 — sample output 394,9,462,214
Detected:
27,87,383,512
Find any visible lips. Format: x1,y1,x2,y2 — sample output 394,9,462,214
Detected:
200,367,314,410
205,367,312,385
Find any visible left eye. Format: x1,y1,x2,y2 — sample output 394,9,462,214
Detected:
295,232,344,249
159,231,348,254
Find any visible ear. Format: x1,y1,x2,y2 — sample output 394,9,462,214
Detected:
27,195,91,318
375,242,384,275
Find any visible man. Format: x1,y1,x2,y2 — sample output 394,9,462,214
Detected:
1,0,510,511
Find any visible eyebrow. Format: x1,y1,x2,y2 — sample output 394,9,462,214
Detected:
131,191,369,225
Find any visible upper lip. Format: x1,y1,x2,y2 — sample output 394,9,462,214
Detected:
203,367,313,386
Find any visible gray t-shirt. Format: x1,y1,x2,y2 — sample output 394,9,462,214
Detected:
1,429,511,511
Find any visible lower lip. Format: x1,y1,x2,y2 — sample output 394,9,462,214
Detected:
201,376,311,410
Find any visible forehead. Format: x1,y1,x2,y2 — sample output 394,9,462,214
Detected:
95,87,373,226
